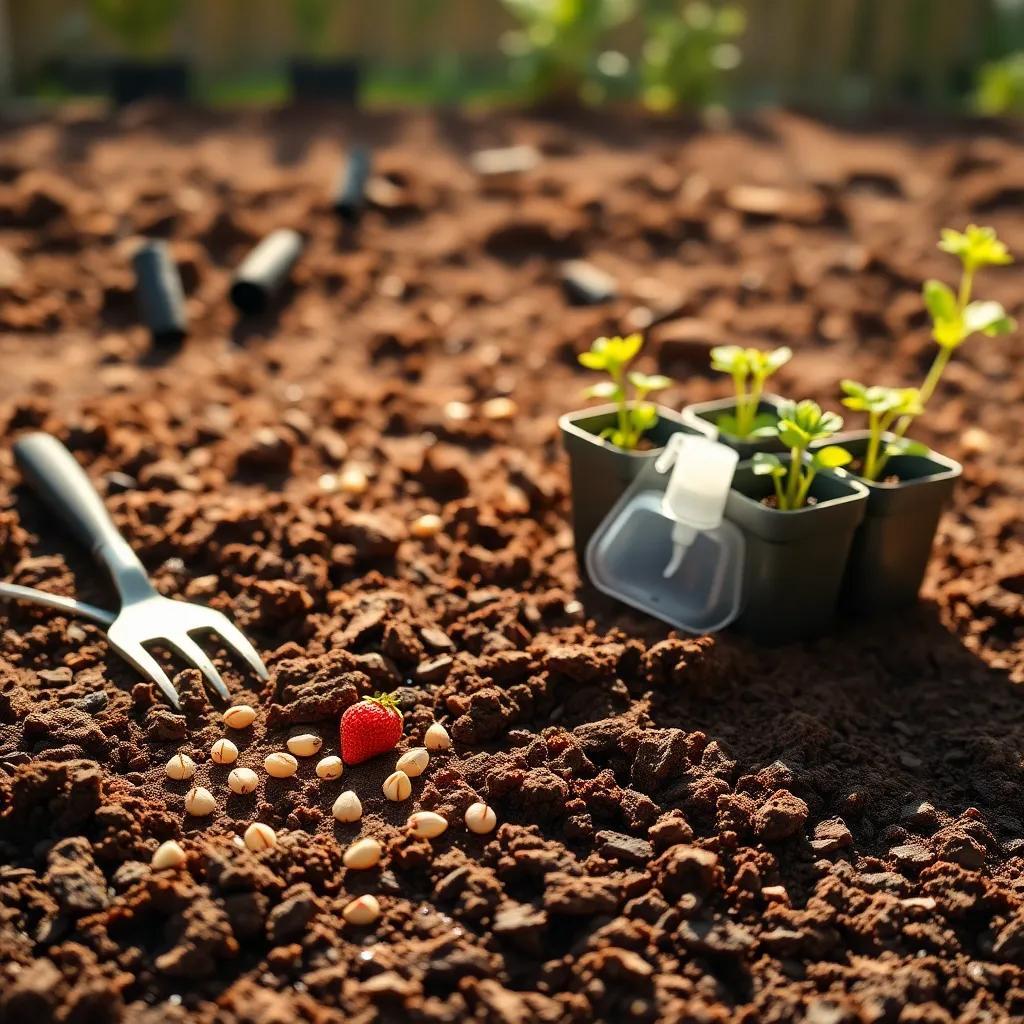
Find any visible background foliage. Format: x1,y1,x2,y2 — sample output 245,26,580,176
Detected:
5,0,1024,113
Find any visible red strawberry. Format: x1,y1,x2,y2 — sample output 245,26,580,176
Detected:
340,693,404,765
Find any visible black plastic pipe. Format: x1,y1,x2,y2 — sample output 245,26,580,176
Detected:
132,240,187,345
333,145,372,223
229,228,304,316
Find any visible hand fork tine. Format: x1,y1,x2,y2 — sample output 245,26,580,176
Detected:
13,433,269,707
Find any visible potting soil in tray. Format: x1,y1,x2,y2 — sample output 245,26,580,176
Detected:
1,106,1024,1022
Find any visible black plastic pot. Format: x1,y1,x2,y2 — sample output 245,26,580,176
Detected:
110,60,189,105
815,431,962,614
288,59,360,102
560,403,712,564
682,393,787,458
725,458,868,642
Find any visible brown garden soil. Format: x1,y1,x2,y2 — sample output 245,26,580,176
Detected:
1,104,1023,1023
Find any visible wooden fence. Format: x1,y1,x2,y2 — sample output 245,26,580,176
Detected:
5,0,1024,108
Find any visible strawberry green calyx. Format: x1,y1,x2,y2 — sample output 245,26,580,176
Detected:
364,692,403,719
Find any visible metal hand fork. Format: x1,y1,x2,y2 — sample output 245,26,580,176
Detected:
12,433,269,709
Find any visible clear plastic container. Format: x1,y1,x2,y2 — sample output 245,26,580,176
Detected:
586,435,744,634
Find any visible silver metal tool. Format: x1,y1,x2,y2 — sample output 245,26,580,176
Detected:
10,433,269,708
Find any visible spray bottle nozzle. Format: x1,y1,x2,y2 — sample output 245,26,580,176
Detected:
663,521,698,577
659,435,739,579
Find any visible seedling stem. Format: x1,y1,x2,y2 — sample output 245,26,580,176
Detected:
843,226,1015,481
578,334,672,451
709,345,791,439
752,400,850,511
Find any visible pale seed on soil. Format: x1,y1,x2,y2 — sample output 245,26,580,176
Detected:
339,466,368,495
264,752,298,778
151,840,187,869
210,738,238,765
408,811,448,839
165,753,196,780
396,748,429,778
411,513,443,538
228,767,260,794
383,770,412,801
481,396,518,420
343,836,382,869
286,733,322,757
223,705,256,729
465,801,497,834
316,755,343,780
332,790,362,822
444,400,471,421
963,427,992,454
424,723,451,751
244,822,277,852
184,786,216,817
343,894,381,925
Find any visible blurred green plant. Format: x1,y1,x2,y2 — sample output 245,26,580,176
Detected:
642,1,745,111
975,52,1024,114
500,0,636,104
91,0,182,55
293,0,335,57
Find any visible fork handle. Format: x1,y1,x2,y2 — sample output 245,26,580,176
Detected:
14,433,157,603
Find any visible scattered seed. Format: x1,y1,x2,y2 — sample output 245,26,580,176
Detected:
343,893,381,925
210,738,238,765
444,400,472,421
151,839,186,870
184,786,216,817
408,811,448,839
332,790,363,822
339,466,368,495
165,753,196,781
228,767,259,795
481,396,518,421
465,801,497,834
316,755,343,780
470,144,540,178
244,822,277,852
410,513,443,539
318,472,337,492
343,836,382,869
963,427,992,454
382,770,412,802
287,733,323,757
424,723,452,751
223,705,256,729
265,752,298,778
396,748,429,778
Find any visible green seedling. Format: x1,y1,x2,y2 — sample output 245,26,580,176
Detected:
752,399,851,511
579,333,671,450
838,382,925,482
709,344,791,440
918,225,1015,417
841,225,1015,481
91,0,182,55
